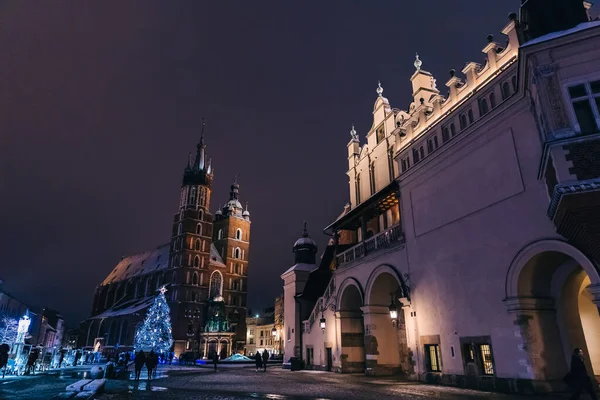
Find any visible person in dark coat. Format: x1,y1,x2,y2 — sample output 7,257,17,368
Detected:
212,352,219,372
134,350,146,381
73,350,81,367
262,350,269,372
58,351,65,368
146,350,158,380
254,352,262,372
565,348,598,400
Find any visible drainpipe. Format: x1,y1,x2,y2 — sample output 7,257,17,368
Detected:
294,295,303,363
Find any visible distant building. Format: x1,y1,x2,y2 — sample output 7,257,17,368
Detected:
80,128,251,358
0,279,28,320
283,1,600,394
245,316,276,357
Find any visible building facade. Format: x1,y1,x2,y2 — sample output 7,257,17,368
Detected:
283,1,600,393
81,129,251,358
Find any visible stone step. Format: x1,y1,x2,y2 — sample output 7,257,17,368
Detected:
66,379,93,392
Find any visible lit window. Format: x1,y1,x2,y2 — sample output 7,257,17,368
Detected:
425,344,441,372
480,344,494,375
567,81,600,134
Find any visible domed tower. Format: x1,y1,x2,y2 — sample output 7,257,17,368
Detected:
293,222,318,265
280,222,319,363
212,179,251,353
168,121,215,346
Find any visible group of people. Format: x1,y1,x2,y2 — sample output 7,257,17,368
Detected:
133,350,159,380
254,349,270,372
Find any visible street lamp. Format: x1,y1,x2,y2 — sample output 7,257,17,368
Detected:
388,298,398,326
319,313,326,333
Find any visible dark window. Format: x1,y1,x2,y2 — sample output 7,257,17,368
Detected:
459,114,467,130
427,139,433,154
193,256,200,268
479,98,489,115
568,82,600,134
450,123,456,137
376,125,385,143
401,159,407,172
195,239,201,251
502,82,511,100
442,128,450,143
419,146,425,159
463,344,474,362
425,344,441,372
490,92,497,108
413,148,420,163
511,75,517,93
468,109,474,124
433,136,439,148
196,224,201,235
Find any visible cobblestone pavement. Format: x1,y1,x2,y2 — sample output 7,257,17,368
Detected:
98,366,573,400
0,365,575,400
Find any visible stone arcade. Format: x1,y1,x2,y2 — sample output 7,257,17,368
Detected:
282,1,600,393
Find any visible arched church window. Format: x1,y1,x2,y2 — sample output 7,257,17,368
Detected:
195,239,201,251
490,92,497,108
480,98,489,115
199,187,207,207
192,272,198,285
511,75,517,93
190,186,197,205
234,248,241,259
235,263,240,275
196,224,202,235
198,209,204,221
459,114,467,130
236,229,242,240
468,110,474,124
193,256,200,268
177,223,182,235
209,271,223,299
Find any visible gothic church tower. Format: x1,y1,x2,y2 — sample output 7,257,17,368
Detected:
213,180,251,351
168,123,215,351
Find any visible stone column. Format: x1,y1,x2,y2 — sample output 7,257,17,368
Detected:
338,311,365,373
505,297,567,387
361,305,400,376
203,338,208,359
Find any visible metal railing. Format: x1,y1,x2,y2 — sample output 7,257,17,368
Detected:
335,224,404,266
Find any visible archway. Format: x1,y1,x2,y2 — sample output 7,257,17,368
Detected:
337,279,365,373
505,240,600,383
363,265,410,376
208,340,218,359
220,340,229,359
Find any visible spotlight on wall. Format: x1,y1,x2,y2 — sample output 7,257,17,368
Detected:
320,313,326,333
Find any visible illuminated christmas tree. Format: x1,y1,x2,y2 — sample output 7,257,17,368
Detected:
134,286,173,353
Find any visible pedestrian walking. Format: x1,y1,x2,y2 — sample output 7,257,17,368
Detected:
134,350,146,381
254,352,262,372
262,349,269,372
58,351,65,368
564,348,598,400
0,344,10,378
146,350,158,380
212,352,219,372
73,350,81,367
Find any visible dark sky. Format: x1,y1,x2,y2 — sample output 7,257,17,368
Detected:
0,1,527,325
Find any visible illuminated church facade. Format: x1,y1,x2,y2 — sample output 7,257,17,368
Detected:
80,129,251,358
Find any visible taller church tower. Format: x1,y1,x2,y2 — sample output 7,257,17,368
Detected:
213,180,251,352
168,122,215,352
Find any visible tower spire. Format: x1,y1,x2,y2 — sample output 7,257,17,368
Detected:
194,118,207,170
302,220,308,237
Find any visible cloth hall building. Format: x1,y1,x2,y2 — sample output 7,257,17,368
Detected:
80,132,251,358
282,0,600,394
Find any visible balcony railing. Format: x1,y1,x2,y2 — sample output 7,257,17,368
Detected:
336,224,404,266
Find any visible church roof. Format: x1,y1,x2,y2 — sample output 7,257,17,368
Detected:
102,242,225,285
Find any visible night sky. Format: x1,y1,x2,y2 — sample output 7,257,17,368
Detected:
0,1,527,325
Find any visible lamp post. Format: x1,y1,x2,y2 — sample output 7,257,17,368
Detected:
388,297,398,327
319,313,326,333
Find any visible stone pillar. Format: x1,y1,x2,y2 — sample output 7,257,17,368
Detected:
338,311,365,373
203,338,208,359
505,297,567,388
361,305,400,376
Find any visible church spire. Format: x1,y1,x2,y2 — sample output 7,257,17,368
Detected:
194,118,207,171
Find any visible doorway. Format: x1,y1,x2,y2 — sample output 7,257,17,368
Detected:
326,347,333,372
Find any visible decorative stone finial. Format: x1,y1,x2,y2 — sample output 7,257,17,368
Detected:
414,53,422,71
376,81,384,97
350,125,358,141
302,221,308,237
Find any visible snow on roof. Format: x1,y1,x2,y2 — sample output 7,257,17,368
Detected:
90,296,154,319
282,263,318,276
102,242,225,285
522,20,600,48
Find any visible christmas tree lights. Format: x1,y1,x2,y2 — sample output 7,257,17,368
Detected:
134,286,173,353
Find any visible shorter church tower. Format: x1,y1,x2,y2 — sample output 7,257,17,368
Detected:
212,180,251,352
